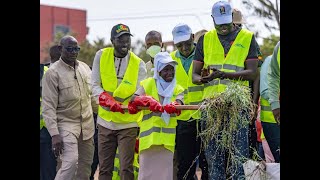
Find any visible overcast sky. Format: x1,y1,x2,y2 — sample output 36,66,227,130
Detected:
40,0,279,45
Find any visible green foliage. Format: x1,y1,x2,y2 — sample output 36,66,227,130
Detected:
199,81,256,179
42,31,76,63
131,39,149,63
77,38,112,67
242,0,280,32
259,34,279,60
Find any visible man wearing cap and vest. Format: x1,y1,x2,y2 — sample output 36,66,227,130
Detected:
266,41,280,162
40,44,61,180
91,23,147,180
170,23,208,180
192,1,259,179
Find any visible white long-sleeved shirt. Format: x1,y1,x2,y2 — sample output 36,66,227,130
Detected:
91,49,147,130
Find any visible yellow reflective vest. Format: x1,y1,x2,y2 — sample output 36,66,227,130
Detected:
98,47,143,123
40,66,49,130
170,51,203,119
138,77,184,153
260,97,276,123
112,147,139,180
202,29,253,99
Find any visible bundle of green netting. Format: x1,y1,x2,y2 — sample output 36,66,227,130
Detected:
198,81,256,176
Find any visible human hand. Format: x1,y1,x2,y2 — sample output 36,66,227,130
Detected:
52,134,63,158
132,96,163,112
272,108,280,125
99,92,124,114
164,101,181,116
201,68,224,82
149,99,164,113
128,101,140,114
132,96,155,107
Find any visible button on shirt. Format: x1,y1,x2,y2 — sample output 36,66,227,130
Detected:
91,50,147,130
41,59,97,140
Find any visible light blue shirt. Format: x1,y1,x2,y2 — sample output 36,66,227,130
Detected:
267,41,280,110
175,46,195,74
259,55,272,100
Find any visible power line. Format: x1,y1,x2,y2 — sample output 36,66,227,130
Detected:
87,12,209,28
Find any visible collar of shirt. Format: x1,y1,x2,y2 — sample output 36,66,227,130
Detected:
114,52,129,62
175,43,196,60
59,58,79,69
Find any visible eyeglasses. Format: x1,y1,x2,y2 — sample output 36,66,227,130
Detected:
64,47,81,53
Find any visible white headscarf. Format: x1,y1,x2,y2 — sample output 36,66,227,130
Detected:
153,52,178,125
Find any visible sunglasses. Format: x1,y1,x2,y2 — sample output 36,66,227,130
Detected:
64,47,81,53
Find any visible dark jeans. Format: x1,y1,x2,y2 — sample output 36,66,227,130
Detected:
248,123,258,158
40,127,57,180
261,122,280,162
176,120,197,180
257,142,265,160
90,113,99,180
201,117,249,180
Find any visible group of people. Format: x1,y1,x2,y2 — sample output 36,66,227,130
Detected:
40,1,280,180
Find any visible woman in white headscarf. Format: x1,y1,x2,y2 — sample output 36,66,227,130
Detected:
128,52,184,180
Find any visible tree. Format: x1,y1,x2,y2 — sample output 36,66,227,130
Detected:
259,34,279,60
242,0,280,39
77,38,112,67
131,39,149,63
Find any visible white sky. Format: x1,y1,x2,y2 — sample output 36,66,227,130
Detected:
40,0,279,45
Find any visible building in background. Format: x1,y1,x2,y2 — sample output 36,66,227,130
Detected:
40,4,89,63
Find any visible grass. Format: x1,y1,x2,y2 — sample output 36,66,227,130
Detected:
198,81,256,179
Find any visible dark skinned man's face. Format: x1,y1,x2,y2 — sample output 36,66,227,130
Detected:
50,49,61,63
175,35,195,58
60,38,80,64
145,36,162,49
212,15,234,35
112,34,131,58
159,65,175,82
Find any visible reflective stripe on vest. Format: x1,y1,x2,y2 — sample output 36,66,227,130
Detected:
138,77,184,153
98,47,143,123
171,51,203,119
142,112,176,121
260,97,276,123
202,29,252,99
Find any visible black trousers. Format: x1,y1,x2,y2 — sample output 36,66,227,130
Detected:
40,127,57,180
90,113,99,180
196,121,208,180
176,119,198,180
